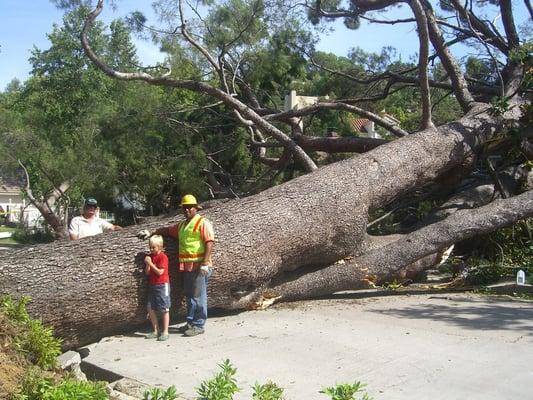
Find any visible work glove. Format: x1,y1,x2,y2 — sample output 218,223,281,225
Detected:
137,229,151,240
199,265,210,276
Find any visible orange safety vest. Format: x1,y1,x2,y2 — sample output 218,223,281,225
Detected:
178,214,205,263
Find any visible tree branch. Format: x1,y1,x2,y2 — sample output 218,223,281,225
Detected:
409,0,434,129
17,161,69,239
82,0,317,172
499,0,520,50
425,2,475,112
294,134,388,153
264,102,409,137
268,189,533,300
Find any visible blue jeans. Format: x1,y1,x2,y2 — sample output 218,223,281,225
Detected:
183,268,212,328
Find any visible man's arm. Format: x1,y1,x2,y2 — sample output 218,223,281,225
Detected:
100,219,120,232
69,218,80,241
152,226,175,237
203,241,214,266
138,225,177,240
200,219,215,266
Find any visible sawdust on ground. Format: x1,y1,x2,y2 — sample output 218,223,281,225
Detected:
0,312,30,399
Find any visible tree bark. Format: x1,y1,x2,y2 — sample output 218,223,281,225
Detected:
0,103,528,349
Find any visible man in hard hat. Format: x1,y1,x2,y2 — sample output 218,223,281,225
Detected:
69,197,122,240
137,194,214,337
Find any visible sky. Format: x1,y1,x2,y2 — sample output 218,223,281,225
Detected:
1,1,529,91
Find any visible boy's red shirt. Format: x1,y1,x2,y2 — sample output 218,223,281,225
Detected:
147,251,169,285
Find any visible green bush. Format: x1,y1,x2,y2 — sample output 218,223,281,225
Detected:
252,381,284,400
462,218,533,284
320,382,372,400
11,226,54,244
194,360,373,400
143,386,178,400
14,373,107,400
197,359,239,400
463,260,505,286
15,319,62,370
1,296,62,370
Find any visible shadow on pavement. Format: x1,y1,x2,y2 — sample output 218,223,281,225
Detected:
372,296,533,333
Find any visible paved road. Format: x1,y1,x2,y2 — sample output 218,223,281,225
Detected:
83,293,533,400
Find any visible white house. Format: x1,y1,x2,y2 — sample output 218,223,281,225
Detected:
0,179,41,227
284,90,329,130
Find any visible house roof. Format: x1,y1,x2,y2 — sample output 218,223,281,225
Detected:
0,171,24,194
0,183,20,194
351,118,372,133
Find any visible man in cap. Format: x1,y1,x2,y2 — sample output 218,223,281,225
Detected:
69,197,122,240
137,194,214,337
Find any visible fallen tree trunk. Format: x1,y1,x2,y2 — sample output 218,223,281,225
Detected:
0,103,528,349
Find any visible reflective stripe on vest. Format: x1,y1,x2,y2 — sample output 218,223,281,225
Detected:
178,214,205,263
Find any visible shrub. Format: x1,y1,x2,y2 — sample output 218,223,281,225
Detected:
15,319,62,370
196,359,239,400
11,226,54,244
0,296,62,370
143,386,178,400
252,381,284,400
320,382,372,400
14,373,107,400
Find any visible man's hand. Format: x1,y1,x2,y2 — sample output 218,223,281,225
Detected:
137,229,151,240
199,265,210,276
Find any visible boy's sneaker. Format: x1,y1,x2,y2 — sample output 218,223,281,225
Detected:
145,332,158,339
177,322,193,333
157,333,169,341
184,326,205,337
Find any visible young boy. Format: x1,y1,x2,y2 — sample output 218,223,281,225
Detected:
144,235,170,341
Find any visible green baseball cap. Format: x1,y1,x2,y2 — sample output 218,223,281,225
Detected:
84,198,98,207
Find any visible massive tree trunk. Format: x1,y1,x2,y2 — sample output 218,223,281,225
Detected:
1,103,531,349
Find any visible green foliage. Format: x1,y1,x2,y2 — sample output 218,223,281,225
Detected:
193,360,373,400
348,47,397,73
12,226,55,245
204,0,267,50
475,218,533,267
14,374,107,400
491,219,533,267
252,381,284,400
508,41,533,65
488,96,512,116
465,57,496,83
196,359,240,400
15,319,62,370
143,385,178,400
1,295,31,324
463,260,506,286
320,382,372,400
0,296,62,370
0,7,132,219
463,218,533,285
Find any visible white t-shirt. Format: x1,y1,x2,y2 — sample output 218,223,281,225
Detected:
69,216,113,239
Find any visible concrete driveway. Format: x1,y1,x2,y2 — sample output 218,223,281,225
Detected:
83,293,533,400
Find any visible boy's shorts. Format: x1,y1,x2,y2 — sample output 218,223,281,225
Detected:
147,283,170,312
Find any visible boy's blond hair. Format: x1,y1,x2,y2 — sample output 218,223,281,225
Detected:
149,235,164,248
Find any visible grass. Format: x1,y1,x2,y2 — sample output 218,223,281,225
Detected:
0,238,20,246
0,225,21,246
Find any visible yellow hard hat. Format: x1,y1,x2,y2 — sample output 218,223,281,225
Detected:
180,194,198,207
